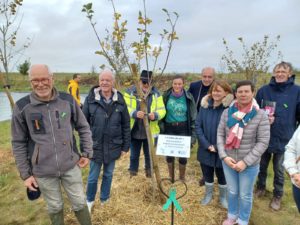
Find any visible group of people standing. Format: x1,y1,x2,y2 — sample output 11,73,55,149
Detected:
10,62,300,225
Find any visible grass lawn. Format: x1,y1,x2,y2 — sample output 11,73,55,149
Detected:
0,120,299,224
0,72,98,93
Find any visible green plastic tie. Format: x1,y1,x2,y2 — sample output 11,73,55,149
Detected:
162,188,183,213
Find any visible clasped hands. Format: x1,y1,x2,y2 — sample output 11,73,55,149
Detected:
268,113,275,125
136,111,155,120
291,173,300,187
224,157,247,172
208,145,216,152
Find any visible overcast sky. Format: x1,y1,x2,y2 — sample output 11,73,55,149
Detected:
9,0,300,73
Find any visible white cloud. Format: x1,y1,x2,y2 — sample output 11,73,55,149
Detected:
7,0,300,73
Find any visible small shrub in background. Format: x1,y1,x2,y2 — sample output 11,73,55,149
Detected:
17,59,30,76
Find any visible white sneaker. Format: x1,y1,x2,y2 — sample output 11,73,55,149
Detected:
86,201,94,213
100,199,109,206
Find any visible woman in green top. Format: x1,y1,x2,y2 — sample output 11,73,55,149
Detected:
160,75,197,181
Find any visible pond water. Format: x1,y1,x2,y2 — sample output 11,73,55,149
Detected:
0,92,87,122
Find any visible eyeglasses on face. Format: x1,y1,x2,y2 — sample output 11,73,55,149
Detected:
142,80,149,85
30,77,52,85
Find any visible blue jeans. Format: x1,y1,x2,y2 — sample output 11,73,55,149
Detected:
129,138,150,172
256,151,284,197
222,162,259,225
86,160,115,203
293,184,300,213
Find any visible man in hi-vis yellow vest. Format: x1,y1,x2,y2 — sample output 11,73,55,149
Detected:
124,70,166,178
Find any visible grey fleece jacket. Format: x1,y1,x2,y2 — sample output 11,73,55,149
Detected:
11,89,93,180
217,108,270,166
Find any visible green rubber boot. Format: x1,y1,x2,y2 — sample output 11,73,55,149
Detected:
74,205,92,225
49,210,64,225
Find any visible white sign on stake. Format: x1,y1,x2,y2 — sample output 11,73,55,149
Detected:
156,134,191,158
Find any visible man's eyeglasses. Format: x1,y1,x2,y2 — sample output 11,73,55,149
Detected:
142,80,149,85
30,77,51,85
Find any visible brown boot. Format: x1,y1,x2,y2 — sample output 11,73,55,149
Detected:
254,188,266,198
270,196,282,211
179,164,186,181
167,163,174,180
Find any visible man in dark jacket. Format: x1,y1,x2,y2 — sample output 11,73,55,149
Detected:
11,64,93,225
188,67,215,111
188,67,215,186
255,61,300,211
83,69,130,213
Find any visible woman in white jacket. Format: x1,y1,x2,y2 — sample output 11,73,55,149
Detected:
283,126,300,213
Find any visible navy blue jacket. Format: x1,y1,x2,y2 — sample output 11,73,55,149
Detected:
188,80,211,111
83,86,131,164
256,75,300,153
195,94,233,168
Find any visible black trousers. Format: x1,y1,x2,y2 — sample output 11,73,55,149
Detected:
200,163,226,185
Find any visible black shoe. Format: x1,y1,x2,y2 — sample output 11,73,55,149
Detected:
145,169,152,178
199,177,205,186
129,171,137,178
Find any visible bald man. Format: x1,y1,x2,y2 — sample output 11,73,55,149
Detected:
188,67,215,186
188,67,215,111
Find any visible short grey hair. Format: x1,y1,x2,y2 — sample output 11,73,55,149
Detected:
99,68,115,80
28,64,53,77
201,67,216,76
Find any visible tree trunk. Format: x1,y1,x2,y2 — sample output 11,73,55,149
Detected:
0,73,15,109
4,87,15,109
130,64,165,203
